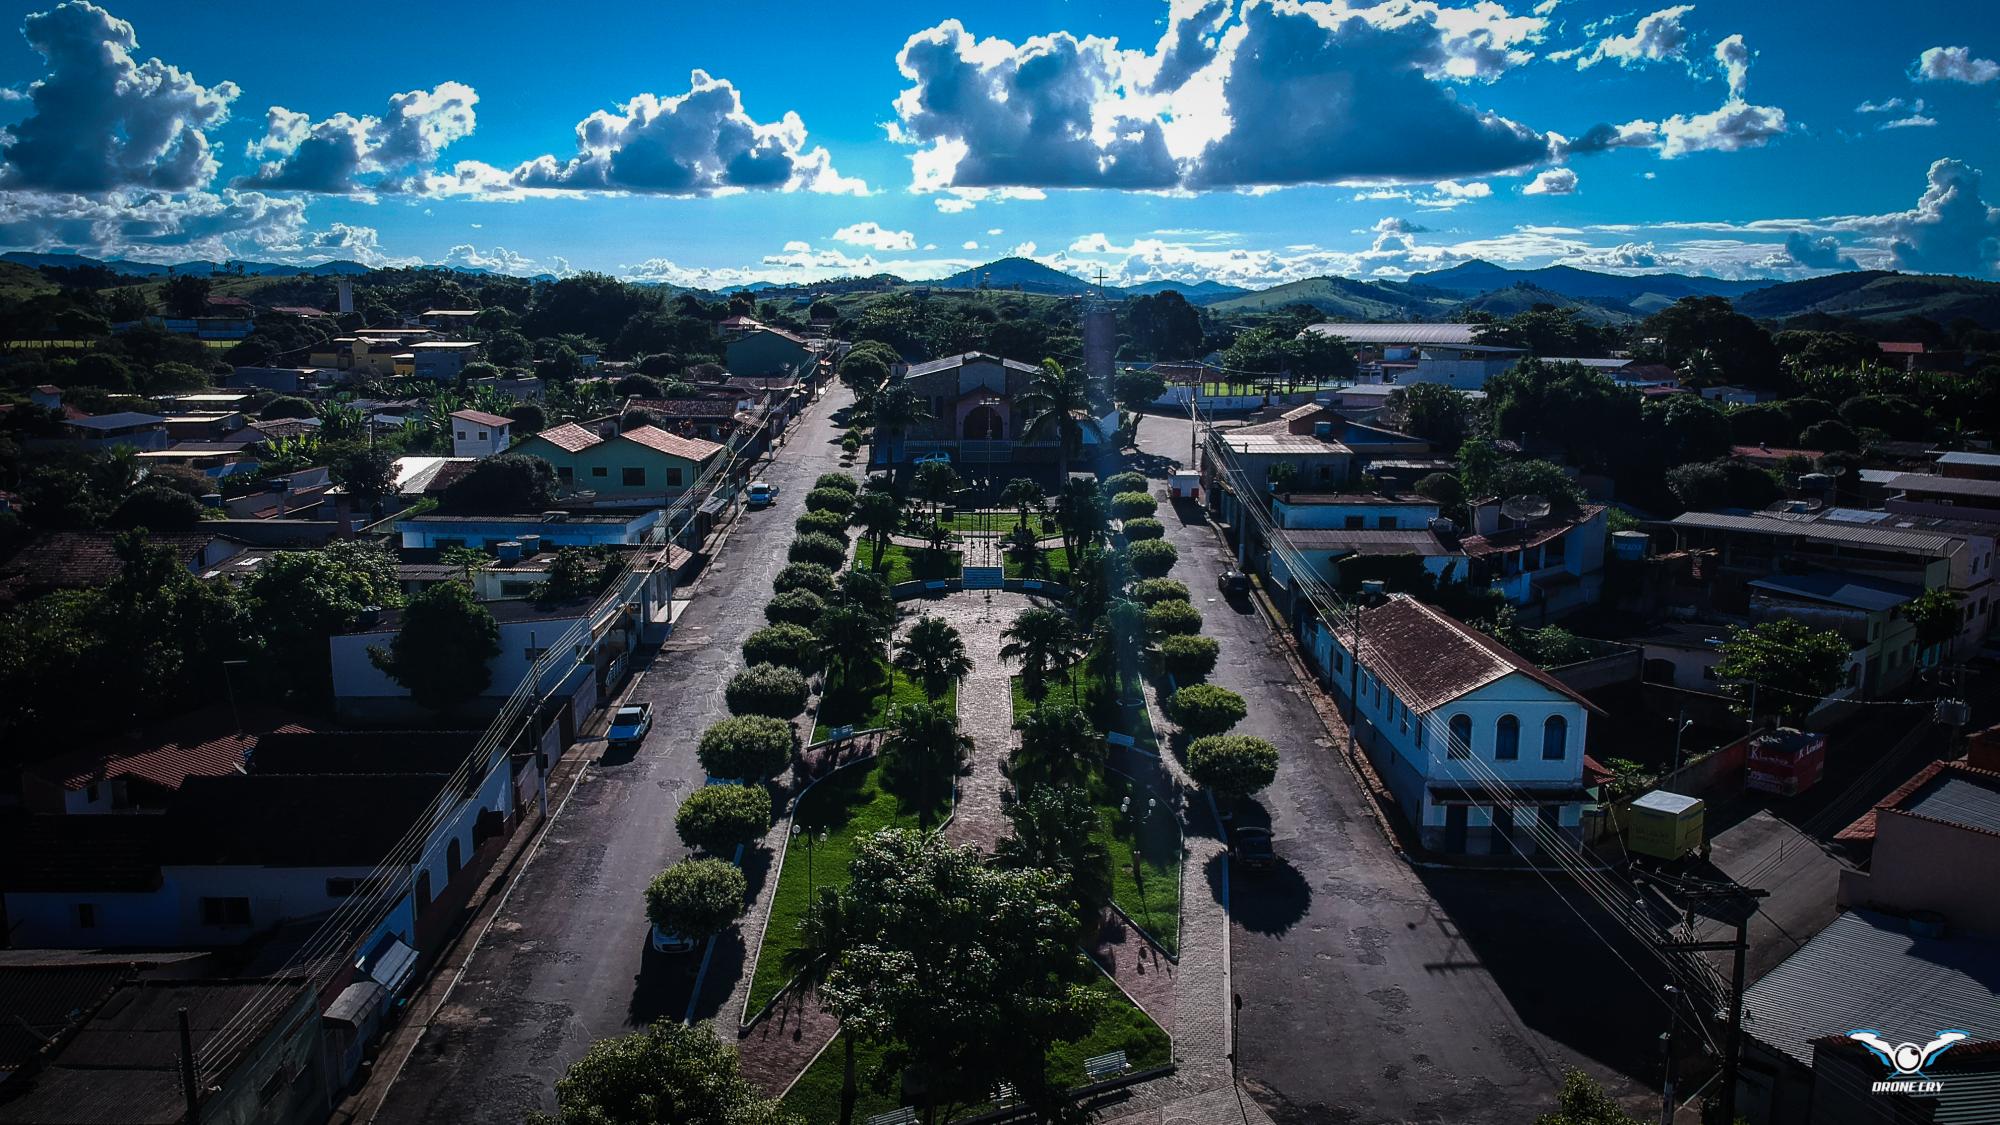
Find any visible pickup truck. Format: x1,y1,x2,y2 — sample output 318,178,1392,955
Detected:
607,703,653,747
746,481,779,508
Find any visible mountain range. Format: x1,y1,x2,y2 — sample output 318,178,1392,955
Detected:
9,249,2000,327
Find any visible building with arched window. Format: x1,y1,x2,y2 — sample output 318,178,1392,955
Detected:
1310,594,1599,857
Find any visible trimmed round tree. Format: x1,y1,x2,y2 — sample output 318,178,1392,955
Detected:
1127,538,1178,578
697,715,796,781
804,487,856,516
1121,517,1165,541
1187,735,1279,801
1109,491,1158,521
774,562,837,598
1157,634,1221,682
644,858,748,941
794,509,850,540
763,588,826,628
788,532,848,569
674,784,773,855
1145,599,1203,637
742,624,819,671
1133,578,1191,605
1168,683,1247,738
814,472,860,494
725,663,809,718
1100,471,1146,496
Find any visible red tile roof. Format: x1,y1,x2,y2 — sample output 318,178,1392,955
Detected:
1730,444,1824,462
1878,341,1925,355
619,425,724,462
627,396,741,418
1460,506,1604,559
1352,594,1603,715
33,720,312,793
449,408,513,428
530,421,604,453
0,531,231,598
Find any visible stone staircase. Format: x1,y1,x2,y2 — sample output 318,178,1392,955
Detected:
960,533,1005,589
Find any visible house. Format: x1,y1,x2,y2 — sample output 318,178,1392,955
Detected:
449,408,513,458
1730,443,1824,471
420,309,482,330
395,508,662,551
161,411,247,442
1630,621,1733,690
513,422,725,504
0,530,249,604
1937,451,2000,481
409,340,483,382
62,412,168,452
1300,323,1523,388
221,466,334,520
224,366,328,394
1736,910,2000,1125
1885,472,2000,524
723,325,811,376
310,330,435,378
468,374,545,402
19,712,303,815
1308,594,1597,856
1746,570,1923,696
1460,498,1608,620
135,442,259,479
1700,385,1775,405
1836,754,2000,937
623,394,754,443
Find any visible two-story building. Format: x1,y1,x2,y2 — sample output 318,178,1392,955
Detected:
1261,492,1464,607
1309,594,1598,856
723,325,811,377
892,352,1113,467
1461,497,1608,621
410,340,483,382
513,422,725,505
449,408,513,458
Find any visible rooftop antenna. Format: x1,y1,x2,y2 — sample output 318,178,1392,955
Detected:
1092,265,1108,299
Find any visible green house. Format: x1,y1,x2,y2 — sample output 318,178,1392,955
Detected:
724,327,810,377
515,422,725,504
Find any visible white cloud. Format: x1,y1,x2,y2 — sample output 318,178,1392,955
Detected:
1553,119,1661,157
1575,6,1694,71
0,187,306,261
0,1,240,193
1781,232,1857,271
1856,97,1906,114
237,83,478,195
1009,241,1038,257
962,240,980,250
1522,167,1578,195
935,197,976,213
1881,113,1938,130
1714,34,1751,99
1659,99,1787,157
1915,46,2000,84
831,221,917,251
449,70,863,198
1883,157,2000,276
440,244,552,276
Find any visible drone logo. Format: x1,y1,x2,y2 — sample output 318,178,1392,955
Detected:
1847,1030,1969,1094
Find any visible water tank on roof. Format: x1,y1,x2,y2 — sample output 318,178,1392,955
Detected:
1313,420,1334,440
496,540,522,563
1612,530,1650,561
518,534,542,557
1359,579,1387,605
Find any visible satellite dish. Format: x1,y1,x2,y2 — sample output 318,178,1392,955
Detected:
1500,494,1551,522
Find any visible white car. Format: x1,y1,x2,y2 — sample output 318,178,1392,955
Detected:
746,481,779,508
650,923,695,954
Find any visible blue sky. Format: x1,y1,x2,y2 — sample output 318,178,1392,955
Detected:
1,0,1997,287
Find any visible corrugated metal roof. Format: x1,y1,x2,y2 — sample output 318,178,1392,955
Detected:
1668,511,1958,553
1748,571,1921,612
1305,322,1479,345
1938,452,2000,469
1890,474,2000,499
1280,528,1455,555
1741,910,2000,1067
1903,774,2000,835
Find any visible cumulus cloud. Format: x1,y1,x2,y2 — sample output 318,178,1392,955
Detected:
1564,240,1682,269
1554,119,1661,157
889,1,1551,196
1523,167,1578,195
0,1,240,193
1915,46,2000,84
0,188,305,261
439,244,558,276
1782,232,1858,271
1659,99,1787,157
1856,97,1907,114
1574,6,1693,71
237,83,478,194
961,240,980,250
1353,179,1494,209
1714,34,1751,98
832,222,917,251
459,70,862,197
1885,158,2000,276
1880,112,1937,130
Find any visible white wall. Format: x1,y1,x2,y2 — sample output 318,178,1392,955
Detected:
330,614,588,703
1273,497,1440,530
452,422,510,459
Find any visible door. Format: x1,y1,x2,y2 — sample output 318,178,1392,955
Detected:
1444,804,1468,853
1491,806,1514,855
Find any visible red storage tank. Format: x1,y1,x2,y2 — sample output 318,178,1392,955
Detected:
1746,728,1826,796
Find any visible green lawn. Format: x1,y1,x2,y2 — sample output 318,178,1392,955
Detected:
1094,771,1181,954
941,509,1055,537
1002,543,1073,584
855,541,961,585
1009,660,1157,754
813,662,957,742
779,975,1169,1124
745,761,948,1017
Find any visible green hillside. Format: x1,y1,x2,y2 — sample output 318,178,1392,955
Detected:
1206,275,1455,319
1452,283,1636,324
0,261,57,301
1732,270,2000,326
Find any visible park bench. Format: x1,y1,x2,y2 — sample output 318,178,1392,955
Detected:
864,1109,917,1125
1083,1050,1130,1081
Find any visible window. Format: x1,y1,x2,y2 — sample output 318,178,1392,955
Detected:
1542,715,1567,760
477,430,489,440
85,783,100,803
1495,715,1520,761
622,467,646,486
201,897,252,927
1448,714,1472,759
455,429,466,440
1334,649,1345,674
591,466,608,477
1415,719,1427,749
1377,515,1397,529
556,466,573,482
1344,515,1365,530
76,903,97,929
666,467,684,486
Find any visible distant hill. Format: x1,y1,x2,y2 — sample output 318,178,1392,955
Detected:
1731,270,2000,326
1119,279,1248,304
0,251,370,278
930,256,1099,295
1410,259,1768,310
1206,275,1456,319
0,260,55,300
1451,282,1637,325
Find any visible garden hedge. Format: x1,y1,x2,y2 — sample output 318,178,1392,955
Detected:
643,858,748,939
814,472,860,494
1127,537,1178,578
742,624,819,671
774,562,837,598
787,531,848,569
1109,491,1159,521
1167,683,1248,738
1144,599,1204,637
1132,578,1191,605
804,487,856,515
1157,634,1220,682
725,663,810,718
1121,517,1165,541
697,715,796,780
763,588,827,628
674,784,774,855
1187,734,1279,800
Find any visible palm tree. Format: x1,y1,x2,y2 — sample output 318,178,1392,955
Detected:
880,701,971,828
816,603,889,696
1007,524,1049,579
999,607,1083,704
1010,701,1105,791
1018,359,1091,482
892,616,972,701
999,477,1045,532
850,487,901,573
780,888,860,1125
912,460,961,557
1053,477,1106,564
864,386,932,483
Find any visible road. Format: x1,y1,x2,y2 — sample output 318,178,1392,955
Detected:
1127,407,1655,1125
374,384,854,1125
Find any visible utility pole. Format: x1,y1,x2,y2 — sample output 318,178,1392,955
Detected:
1638,871,1768,1125
177,1007,200,1125
1658,986,1678,1125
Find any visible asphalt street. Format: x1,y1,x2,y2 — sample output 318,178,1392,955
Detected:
1127,406,1655,1125
373,384,854,1125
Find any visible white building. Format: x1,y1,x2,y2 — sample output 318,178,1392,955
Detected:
1302,323,1524,389
449,408,513,458
1309,595,1596,856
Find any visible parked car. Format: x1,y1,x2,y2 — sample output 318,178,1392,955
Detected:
1217,568,1249,596
914,452,952,467
1230,826,1275,870
607,703,653,747
650,923,695,954
747,481,779,508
